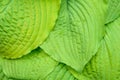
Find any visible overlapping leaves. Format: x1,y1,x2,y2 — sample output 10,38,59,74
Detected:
0,0,120,80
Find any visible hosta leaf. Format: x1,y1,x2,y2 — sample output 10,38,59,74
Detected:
105,0,120,24
0,0,61,58
44,64,76,80
69,17,120,80
41,0,107,72
1,48,58,80
0,58,9,80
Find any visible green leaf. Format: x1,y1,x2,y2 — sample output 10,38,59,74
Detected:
105,0,120,24
1,48,58,80
0,58,9,80
41,0,107,72
44,64,76,80
68,17,120,80
0,0,61,58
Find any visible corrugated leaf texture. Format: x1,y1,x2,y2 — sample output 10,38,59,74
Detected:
0,0,120,80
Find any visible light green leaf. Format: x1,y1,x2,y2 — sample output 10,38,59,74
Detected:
0,0,61,58
44,64,76,80
0,58,9,80
105,0,120,24
68,17,120,80
41,0,107,72
1,48,58,80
